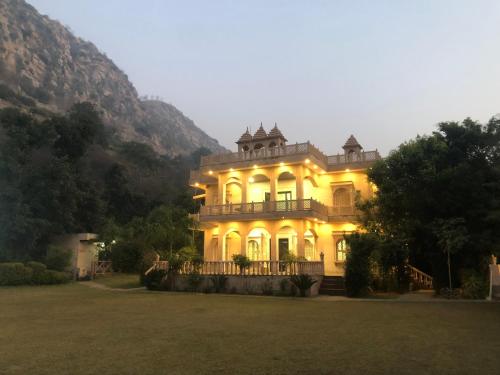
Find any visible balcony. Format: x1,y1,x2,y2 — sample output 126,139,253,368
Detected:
199,198,329,221
199,141,381,171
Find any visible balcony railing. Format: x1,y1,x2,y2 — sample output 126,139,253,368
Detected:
200,141,380,168
146,260,324,276
199,198,329,218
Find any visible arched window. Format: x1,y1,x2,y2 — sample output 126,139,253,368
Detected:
305,239,315,261
336,239,348,262
333,188,350,207
242,145,249,152
248,240,260,260
268,142,277,148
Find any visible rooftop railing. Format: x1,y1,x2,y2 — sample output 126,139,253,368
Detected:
200,142,380,167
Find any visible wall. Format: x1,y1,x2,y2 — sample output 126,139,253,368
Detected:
173,274,323,296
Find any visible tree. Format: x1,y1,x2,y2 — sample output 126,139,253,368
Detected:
360,117,500,288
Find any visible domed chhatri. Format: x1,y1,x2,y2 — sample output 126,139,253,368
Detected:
237,127,252,144
253,124,268,140
236,123,289,152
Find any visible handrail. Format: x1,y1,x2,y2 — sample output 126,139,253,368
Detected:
199,198,329,217
408,264,433,289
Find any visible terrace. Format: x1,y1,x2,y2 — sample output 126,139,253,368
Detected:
198,141,381,172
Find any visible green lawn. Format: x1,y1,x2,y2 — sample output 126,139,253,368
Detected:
1,284,499,375
92,273,142,289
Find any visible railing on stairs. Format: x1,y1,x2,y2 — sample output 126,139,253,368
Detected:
408,265,433,289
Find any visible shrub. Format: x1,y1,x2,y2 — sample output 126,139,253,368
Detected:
0,263,33,285
45,246,72,272
210,275,228,293
261,278,274,295
143,269,167,290
26,261,47,274
111,241,145,273
344,233,377,297
187,272,204,292
461,271,488,299
232,254,251,274
26,261,47,284
35,270,71,285
289,274,317,297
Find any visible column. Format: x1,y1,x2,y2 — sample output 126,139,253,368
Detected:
241,174,248,205
218,175,224,205
270,169,277,201
297,221,305,258
240,232,246,256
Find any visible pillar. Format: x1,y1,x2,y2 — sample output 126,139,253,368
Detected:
240,232,246,256
297,221,305,258
241,174,248,204
218,175,224,205
270,169,277,201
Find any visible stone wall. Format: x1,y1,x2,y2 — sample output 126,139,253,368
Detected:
172,274,323,297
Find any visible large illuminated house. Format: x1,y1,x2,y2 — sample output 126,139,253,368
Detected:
189,125,381,276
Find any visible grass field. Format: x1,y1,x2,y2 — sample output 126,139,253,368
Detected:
92,273,142,289
1,284,499,375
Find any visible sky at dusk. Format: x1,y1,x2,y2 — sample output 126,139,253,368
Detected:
28,0,500,155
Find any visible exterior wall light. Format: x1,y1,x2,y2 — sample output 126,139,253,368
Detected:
305,159,310,164
253,164,258,169
230,168,234,172
345,168,350,172
248,177,255,183
195,182,199,187
279,162,285,166
313,165,318,169
208,170,213,175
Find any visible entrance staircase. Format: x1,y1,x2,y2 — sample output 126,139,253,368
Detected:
319,276,346,296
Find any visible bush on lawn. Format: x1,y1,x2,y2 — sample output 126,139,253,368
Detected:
143,269,167,290
111,240,146,273
461,270,488,299
210,275,228,293
289,274,317,297
344,233,377,297
45,246,72,271
34,270,71,285
0,263,33,285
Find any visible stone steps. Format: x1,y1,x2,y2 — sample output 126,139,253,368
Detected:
319,276,346,296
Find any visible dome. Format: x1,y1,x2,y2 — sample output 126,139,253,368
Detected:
253,124,268,140
236,128,252,143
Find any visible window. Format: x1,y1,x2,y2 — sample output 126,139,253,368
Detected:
305,239,315,261
336,239,348,262
333,188,350,207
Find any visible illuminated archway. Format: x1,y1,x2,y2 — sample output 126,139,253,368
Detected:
304,229,317,260
246,227,271,261
276,226,297,260
223,229,241,261
277,171,296,205
224,178,242,204
248,174,270,203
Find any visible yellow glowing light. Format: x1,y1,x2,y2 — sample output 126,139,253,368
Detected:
279,162,285,167
195,182,199,187
345,168,350,172
229,168,234,172
305,159,310,164
208,170,213,175
314,218,318,222
313,165,318,169
248,177,255,183
253,164,258,169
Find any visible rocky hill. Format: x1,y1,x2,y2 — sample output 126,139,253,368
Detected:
0,0,225,155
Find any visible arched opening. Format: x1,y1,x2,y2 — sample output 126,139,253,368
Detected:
333,187,351,207
223,230,241,261
248,174,270,203
242,145,249,152
224,178,242,204
268,141,277,148
277,171,296,210
303,176,317,200
304,229,317,260
254,143,264,150
276,226,298,260
336,238,348,262
247,228,271,261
